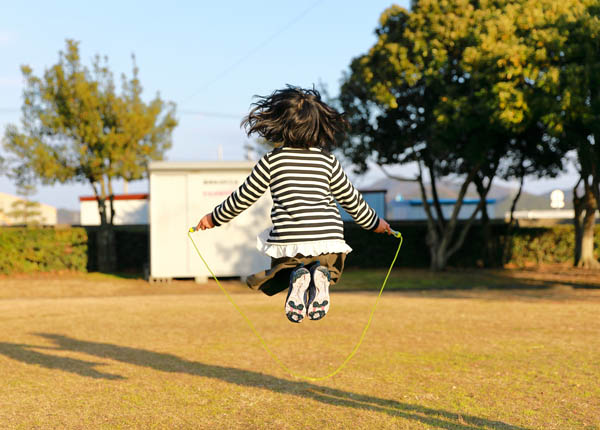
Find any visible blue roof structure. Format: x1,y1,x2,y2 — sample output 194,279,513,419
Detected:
404,198,497,206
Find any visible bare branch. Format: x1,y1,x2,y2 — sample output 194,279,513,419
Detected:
107,177,115,225
416,161,438,238
426,160,446,228
89,179,100,199
446,166,478,233
509,174,525,225
447,175,494,258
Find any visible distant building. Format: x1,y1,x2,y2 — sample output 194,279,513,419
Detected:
79,194,149,225
0,192,57,226
338,190,387,222
501,189,598,221
363,176,587,222
505,209,576,221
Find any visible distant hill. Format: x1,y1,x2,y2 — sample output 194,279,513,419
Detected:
364,177,467,201
57,208,80,225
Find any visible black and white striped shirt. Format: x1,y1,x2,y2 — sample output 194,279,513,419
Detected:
212,147,380,244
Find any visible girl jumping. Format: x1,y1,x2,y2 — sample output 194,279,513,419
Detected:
196,86,391,323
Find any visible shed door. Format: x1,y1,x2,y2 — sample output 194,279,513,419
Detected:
150,173,188,277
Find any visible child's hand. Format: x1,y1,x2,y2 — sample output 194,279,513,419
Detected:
374,218,392,234
196,213,215,231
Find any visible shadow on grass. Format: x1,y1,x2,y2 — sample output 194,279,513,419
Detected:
0,333,530,430
0,342,123,380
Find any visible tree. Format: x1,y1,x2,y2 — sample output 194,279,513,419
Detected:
339,1,567,270
519,0,600,268
460,0,580,265
563,4,600,269
2,40,177,271
6,183,42,226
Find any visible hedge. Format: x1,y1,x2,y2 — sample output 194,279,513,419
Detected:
1,223,598,275
0,227,87,275
505,225,600,266
343,222,600,269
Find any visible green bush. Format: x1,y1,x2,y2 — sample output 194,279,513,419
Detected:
504,225,600,267
0,227,87,275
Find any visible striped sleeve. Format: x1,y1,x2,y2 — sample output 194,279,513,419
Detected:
330,155,379,231
211,154,270,226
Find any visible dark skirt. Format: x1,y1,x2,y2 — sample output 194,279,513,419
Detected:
246,253,347,296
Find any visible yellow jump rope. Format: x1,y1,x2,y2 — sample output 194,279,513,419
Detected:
187,227,403,382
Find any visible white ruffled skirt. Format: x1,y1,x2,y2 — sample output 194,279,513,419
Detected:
256,228,353,258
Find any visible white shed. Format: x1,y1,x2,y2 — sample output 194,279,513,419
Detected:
79,194,149,225
148,161,272,282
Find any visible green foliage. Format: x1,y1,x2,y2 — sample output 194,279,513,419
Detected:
506,225,600,267
338,1,600,270
1,39,177,272
0,227,87,274
2,39,177,222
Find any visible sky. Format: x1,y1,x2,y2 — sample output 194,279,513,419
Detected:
0,0,579,210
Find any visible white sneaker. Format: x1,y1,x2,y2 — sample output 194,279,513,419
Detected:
285,267,311,323
307,265,330,321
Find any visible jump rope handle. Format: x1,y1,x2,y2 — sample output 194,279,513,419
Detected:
389,228,402,239
189,226,197,233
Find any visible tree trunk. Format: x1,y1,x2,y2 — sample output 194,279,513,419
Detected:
479,204,495,267
413,160,488,272
474,174,496,267
502,177,524,266
573,181,600,269
96,197,117,273
97,222,117,273
430,242,449,271
578,210,598,269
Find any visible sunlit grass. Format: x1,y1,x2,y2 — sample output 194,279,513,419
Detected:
0,274,599,429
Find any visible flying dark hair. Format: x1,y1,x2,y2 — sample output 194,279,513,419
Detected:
241,85,349,149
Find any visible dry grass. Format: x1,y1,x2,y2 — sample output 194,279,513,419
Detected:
1,271,599,429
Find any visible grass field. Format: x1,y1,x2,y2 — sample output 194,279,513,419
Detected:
1,270,599,429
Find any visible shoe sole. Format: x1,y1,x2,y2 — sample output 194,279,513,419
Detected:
285,270,311,323
308,267,330,320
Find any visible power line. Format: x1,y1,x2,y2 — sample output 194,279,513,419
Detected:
179,0,325,105
179,109,242,119
0,2,325,119
0,107,243,119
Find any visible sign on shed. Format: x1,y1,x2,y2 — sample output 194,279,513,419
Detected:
148,161,271,282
